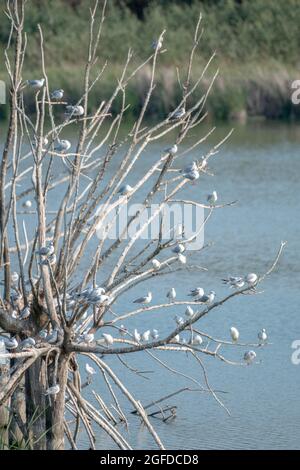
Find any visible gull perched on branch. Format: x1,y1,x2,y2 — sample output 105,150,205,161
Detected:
230,327,240,342
151,259,161,271
11,272,19,284
188,287,204,299
80,287,108,305
207,191,218,206
169,107,186,120
175,315,184,326
39,329,48,340
223,276,245,289
198,290,216,304
258,328,267,344
76,285,104,300
178,253,187,265
45,384,60,396
142,330,151,342
191,334,203,345
102,333,114,346
119,325,128,336
185,306,194,318
82,332,94,344
85,363,96,376
19,306,31,320
118,184,133,196
36,241,54,257
54,140,71,153
151,329,159,340
172,243,185,254
245,273,258,286
181,161,198,174
88,293,110,306
12,310,18,319
133,329,141,343
46,329,59,344
27,78,45,89
65,105,85,117
50,89,64,100
167,288,176,302
1,336,18,350
183,168,200,181
181,161,199,180
244,350,256,365
172,223,184,240
89,286,106,297
10,291,21,303
133,292,152,304
0,340,6,365
19,338,36,349
152,38,163,50
23,200,32,208
164,144,178,155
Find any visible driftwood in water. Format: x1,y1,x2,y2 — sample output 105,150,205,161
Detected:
148,405,177,421
131,387,199,414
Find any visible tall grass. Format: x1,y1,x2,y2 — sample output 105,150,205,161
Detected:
0,405,50,450
0,0,300,121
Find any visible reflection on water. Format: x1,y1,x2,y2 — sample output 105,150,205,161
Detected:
1,121,300,449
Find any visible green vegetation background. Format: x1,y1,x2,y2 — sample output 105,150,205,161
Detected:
1,0,300,121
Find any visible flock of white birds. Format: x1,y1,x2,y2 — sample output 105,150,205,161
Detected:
0,69,267,396
1,260,267,396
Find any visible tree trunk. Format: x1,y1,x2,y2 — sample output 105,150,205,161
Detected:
48,354,69,450
25,358,47,450
9,377,27,448
0,354,10,449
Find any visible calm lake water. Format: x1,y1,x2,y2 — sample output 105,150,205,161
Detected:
1,120,300,449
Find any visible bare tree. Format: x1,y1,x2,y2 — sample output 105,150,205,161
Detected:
0,0,285,450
